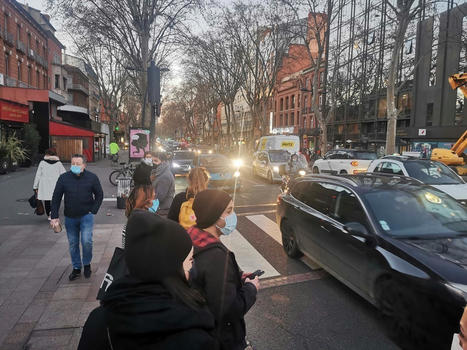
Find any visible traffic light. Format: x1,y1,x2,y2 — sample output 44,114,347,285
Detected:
147,61,161,106
115,124,120,131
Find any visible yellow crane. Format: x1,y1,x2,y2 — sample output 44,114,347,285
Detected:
430,73,467,175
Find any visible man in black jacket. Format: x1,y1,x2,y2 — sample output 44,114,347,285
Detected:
50,154,103,281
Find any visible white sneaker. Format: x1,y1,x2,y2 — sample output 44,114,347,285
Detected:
47,216,51,221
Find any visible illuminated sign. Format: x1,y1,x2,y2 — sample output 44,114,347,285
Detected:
0,101,28,123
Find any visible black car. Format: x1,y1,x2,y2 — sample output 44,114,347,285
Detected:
277,173,467,349
171,151,195,175
194,153,241,192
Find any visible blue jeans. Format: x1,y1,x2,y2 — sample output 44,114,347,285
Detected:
65,213,94,270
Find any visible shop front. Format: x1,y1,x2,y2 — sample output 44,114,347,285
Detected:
0,100,29,142
49,121,94,162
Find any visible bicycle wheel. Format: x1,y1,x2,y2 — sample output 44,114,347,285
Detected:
109,170,124,186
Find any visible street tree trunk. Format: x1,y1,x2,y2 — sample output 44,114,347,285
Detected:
385,5,412,155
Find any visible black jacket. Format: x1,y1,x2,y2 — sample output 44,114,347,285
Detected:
78,275,217,350
167,191,188,222
192,242,257,350
50,170,103,219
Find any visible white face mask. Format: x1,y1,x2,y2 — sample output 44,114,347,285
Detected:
142,158,153,166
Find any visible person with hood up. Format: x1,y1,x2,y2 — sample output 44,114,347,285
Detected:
152,152,175,217
78,210,218,350
33,148,66,220
187,189,259,350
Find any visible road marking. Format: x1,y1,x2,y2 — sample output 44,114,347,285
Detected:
246,214,282,245
260,271,327,290
238,210,276,217
221,230,280,279
103,198,117,202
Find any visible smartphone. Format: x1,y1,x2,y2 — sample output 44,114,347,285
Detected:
246,270,265,279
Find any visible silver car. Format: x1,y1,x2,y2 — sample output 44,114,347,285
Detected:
252,150,291,183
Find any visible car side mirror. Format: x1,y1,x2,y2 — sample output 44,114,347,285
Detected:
344,222,373,242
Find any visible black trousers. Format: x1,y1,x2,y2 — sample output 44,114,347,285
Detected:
43,200,51,216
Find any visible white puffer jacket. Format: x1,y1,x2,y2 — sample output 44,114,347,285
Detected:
33,156,66,200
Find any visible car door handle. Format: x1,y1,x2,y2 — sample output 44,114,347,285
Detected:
320,225,330,232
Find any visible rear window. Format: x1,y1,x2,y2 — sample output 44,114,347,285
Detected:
353,152,377,160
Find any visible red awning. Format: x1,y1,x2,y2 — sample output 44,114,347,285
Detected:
49,121,95,137
0,100,29,123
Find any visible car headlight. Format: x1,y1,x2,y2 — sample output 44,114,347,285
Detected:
234,170,240,178
298,170,306,176
172,162,180,168
273,166,279,173
233,159,244,167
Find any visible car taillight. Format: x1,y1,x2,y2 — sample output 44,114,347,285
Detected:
350,161,359,167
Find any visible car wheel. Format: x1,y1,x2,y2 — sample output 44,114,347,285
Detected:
376,279,451,350
280,220,303,258
0,160,8,174
312,167,319,174
267,171,274,184
339,170,347,174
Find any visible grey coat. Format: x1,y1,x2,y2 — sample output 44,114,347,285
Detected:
152,162,175,210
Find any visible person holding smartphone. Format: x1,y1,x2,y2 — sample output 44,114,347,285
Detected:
187,189,259,350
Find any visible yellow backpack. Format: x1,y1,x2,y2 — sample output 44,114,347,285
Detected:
179,198,197,229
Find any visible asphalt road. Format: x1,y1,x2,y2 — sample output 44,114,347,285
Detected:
0,160,400,349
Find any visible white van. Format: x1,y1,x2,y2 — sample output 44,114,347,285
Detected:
256,135,300,154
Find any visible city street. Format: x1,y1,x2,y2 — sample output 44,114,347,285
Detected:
0,160,398,350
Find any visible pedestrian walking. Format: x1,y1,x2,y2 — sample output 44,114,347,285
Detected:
187,189,259,350
50,154,104,281
135,151,154,182
78,210,217,350
32,148,66,220
167,167,209,228
151,152,175,217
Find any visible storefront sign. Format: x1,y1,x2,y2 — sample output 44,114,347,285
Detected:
0,101,28,123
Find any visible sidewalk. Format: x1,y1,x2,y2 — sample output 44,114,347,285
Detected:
0,223,123,349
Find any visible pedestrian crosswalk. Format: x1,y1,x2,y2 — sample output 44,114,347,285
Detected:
245,215,282,246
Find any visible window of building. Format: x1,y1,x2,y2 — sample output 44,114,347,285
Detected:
290,112,294,125
291,95,295,108
303,116,307,128
377,98,387,118
44,74,47,89
426,103,434,126
55,74,60,89
298,94,300,107
280,98,283,111
17,61,21,81
285,96,289,110
43,46,46,58
27,66,31,85
36,39,39,51
279,114,283,126
4,13,8,33
27,33,31,49
36,70,40,88
16,24,20,41
4,54,9,77
63,77,67,89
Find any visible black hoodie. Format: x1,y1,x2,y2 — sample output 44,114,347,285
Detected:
78,275,217,350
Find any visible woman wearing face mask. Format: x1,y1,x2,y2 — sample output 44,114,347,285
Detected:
187,189,259,350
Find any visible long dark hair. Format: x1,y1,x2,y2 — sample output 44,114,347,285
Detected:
125,185,155,217
162,268,206,310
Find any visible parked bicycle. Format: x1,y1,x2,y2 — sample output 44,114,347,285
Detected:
109,162,135,186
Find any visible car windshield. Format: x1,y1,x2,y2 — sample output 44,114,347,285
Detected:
174,152,195,160
353,151,378,160
269,151,290,163
199,154,228,167
364,187,467,238
404,161,463,185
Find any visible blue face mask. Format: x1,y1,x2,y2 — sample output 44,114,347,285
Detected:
148,199,159,213
71,165,82,175
217,212,237,236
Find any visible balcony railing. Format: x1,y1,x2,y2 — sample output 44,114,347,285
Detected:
68,83,89,95
16,40,26,53
36,54,48,68
4,31,14,46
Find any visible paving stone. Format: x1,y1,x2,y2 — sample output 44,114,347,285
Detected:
52,285,90,301
15,277,46,292
68,328,83,350
35,300,83,330
3,289,38,306
0,303,28,331
25,328,76,350
18,299,48,323
1,322,35,347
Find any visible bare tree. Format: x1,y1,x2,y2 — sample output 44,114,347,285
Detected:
47,0,197,126
281,0,343,153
